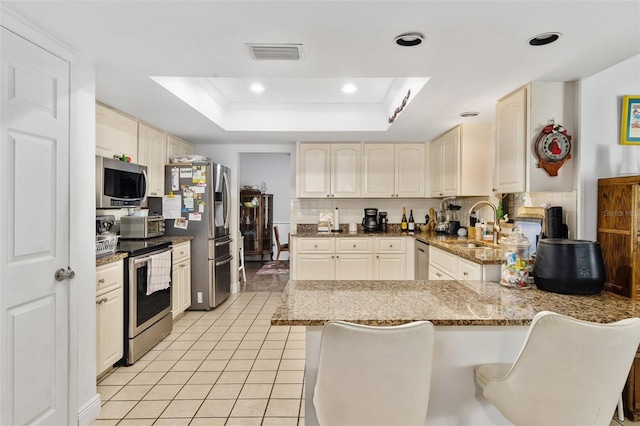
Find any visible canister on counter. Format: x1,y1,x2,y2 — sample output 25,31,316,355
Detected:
499,227,531,288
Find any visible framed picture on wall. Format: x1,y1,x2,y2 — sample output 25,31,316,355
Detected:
620,95,640,144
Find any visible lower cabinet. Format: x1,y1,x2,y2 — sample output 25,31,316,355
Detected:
96,260,124,377
293,237,408,280
429,246,500,281
171,241,192,319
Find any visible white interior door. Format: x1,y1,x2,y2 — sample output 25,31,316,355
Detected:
0,27,70,425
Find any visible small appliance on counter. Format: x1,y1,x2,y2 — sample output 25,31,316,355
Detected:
546,206,569,238
120,215,165,239
362,208,379,232
379,211,388,232
532,239,605,295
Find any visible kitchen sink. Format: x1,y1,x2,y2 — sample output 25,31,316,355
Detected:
443,240,498,249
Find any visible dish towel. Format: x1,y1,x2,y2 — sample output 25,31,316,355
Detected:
147,250,172,295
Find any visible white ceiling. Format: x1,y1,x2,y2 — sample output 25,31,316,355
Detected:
3,1,640,145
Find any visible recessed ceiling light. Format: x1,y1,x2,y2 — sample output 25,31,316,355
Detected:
249,83,265,93
341,83,357,94
528,32,561,46
394,32,425,47
459,111,479,118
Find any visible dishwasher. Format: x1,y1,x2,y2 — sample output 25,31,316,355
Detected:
415,239,429,280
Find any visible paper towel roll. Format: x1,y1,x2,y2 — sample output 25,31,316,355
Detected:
333,207,340,231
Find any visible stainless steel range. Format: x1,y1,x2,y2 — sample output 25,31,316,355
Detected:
118,239,173,365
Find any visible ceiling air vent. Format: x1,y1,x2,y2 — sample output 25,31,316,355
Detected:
246,43,305,61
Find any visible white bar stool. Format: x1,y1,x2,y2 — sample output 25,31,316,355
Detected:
238,234,246,283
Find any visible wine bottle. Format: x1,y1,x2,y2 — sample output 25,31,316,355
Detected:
401,207,408,232
408,209,415,232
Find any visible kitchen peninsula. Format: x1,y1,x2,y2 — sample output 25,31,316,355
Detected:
272,279,640,425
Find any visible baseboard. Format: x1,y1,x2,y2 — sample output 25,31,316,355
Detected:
77,393,101,426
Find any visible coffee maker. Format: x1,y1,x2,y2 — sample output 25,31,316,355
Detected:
378,212,388,232
362,208,379,232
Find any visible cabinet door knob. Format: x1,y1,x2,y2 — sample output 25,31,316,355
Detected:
314,244,318,248
326,194,330,197
353,244,356,248
463,272,469,277
436,272,442,277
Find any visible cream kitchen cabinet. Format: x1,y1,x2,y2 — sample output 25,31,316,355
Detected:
494,82,576,194
293,236,412,280
138,123,167,196
374,237,406,280
167,134,195,162
96,260,124,377
294,238,373,280
171,241,191,319
297,143,362,198
96,103,138,163
429,245,500,281
430,123,492,197
363,143,425,198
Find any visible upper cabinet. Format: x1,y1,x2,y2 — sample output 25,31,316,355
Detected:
297,143,362,198
96,103,138,163
167,135,194,162
494,82,576,194
138,123,167,197
363,143,425,198
430,123,492,197
96,103,196,197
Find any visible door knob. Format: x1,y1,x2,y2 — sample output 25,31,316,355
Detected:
55,266,75,281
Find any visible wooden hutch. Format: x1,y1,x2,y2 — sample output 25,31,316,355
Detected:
598,175,640,420
240,189,273,262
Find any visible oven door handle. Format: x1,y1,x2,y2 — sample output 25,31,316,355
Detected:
215,237,233,247
215,255,233,267
133,248,172,265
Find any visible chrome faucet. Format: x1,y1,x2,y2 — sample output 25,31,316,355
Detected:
468,201,500,244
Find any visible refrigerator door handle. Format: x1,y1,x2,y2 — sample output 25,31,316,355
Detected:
215,237,233,246
222,169,230,230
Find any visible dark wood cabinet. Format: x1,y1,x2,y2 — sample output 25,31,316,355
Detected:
240,189,273,261
597,176,640,299
598,176,640,420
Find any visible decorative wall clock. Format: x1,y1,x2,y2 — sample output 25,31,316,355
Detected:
535,120,572,176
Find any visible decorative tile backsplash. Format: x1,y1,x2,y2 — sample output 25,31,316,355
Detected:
292,197,490,227
291,191,577,238
506,191,577,239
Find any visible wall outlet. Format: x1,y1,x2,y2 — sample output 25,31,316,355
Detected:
197,292,203,303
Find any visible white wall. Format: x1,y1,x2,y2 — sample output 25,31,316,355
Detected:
578,54,640,241
239,153,291,260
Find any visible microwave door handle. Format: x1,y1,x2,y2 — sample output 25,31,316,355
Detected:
140,169,149,205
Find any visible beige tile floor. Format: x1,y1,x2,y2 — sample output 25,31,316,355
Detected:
93,288,304,426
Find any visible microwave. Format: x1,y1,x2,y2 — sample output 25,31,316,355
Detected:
120,215,165,239
96,156,148,208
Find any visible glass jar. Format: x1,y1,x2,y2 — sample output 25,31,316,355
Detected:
499,227,531,288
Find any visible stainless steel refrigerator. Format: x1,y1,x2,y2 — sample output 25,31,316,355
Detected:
164,159,232,309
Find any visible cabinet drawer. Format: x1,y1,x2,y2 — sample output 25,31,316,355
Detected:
375,237,406,253
173,241,191,263
429,246,457,278
337,238,373,253
429,265,454,280
297,238,335,253
96,260,124,295
457,258,482,281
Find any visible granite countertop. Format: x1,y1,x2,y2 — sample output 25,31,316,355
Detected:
95,235,195,266
271,279,640,327
96,252,128,267
293,227,503,265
